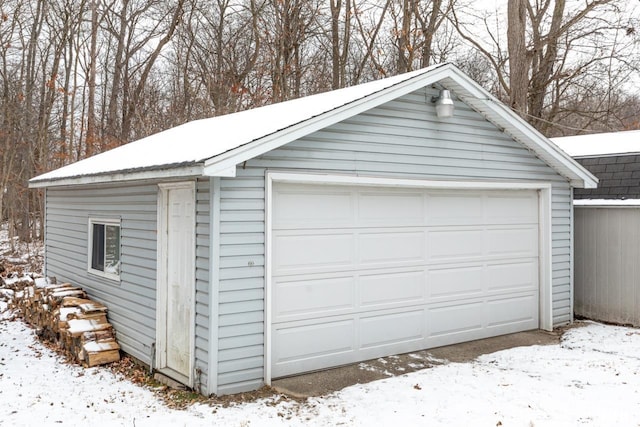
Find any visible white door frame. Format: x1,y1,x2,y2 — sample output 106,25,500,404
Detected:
156,181,196,387
264,171,553,385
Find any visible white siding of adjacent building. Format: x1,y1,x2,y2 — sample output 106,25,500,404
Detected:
574,206,640,326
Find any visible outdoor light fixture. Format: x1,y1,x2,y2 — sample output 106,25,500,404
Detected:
432,89,455,119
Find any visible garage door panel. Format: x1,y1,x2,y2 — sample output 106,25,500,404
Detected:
486,261,538,293
271,183,540,379
273,233,354,274
272,319,355,367
487,227,538,256
428,229,484,260
487,294,538,328
360,270,425,307
359,231,425,264
427,265,485,300
273,276,355,321
360,310,424,348
358,191,424,225
426,194,483,226
273,189,354,228
485,194,538,224
427,301,484,337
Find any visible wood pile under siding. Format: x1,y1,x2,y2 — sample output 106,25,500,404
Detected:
13,277,120,367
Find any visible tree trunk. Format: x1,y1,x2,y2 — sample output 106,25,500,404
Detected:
397,0,412,73
86,0,98,157
330,0,342,89
507,0,529,117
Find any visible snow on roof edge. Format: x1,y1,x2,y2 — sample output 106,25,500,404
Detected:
29,161,202,188
552,129,640,157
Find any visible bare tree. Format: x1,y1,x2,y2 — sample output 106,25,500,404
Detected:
101,0,186,144
329,0,351,88
391,0,453,73
452,0,640,134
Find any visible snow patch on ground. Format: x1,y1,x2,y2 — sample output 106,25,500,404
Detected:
2,319,640,425
407,362,426,369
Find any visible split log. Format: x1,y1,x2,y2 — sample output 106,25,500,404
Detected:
66,318,112,337
83,339,121,367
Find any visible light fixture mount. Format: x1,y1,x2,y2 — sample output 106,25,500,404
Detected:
431,89,455,119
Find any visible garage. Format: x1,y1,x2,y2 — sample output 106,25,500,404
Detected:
33,63,598,395
269,180,540,378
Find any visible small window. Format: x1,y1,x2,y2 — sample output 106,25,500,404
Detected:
88,218,121,280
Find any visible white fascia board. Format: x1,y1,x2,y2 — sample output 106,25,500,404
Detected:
203,65,454,176
28,165,204,188
215,166,236,177
441,74,598,190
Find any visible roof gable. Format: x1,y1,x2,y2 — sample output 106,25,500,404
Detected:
30,63,596,189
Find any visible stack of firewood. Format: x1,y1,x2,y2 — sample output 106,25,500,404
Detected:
12,278,120,367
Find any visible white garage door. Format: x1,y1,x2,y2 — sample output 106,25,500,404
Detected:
270,183,539,378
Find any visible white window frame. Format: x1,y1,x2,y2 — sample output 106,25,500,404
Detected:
87,217,121,281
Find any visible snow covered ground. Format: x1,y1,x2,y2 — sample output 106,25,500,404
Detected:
1,319,640,426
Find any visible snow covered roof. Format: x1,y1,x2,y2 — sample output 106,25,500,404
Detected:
552,130,640,157
30,63,597,189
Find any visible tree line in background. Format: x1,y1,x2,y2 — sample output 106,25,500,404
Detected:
0,0,639,244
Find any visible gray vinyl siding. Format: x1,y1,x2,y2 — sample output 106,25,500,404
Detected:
45,182,159,364
194,178,210,392
214,88,573,394
574,207,640,326
551,185,573,324
45,178,211,392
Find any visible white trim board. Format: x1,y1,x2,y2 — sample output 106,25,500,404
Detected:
263,172,554,385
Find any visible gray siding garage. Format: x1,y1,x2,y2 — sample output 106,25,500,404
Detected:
31,63,596,395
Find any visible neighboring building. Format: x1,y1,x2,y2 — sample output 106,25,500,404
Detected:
30,63,596,396
554,129,640,200
554,130,640,326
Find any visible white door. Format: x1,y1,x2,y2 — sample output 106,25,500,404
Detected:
270,183,539,378
157,182,196,385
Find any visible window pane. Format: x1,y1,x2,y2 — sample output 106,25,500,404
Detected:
91,223,105,271
105,225,120,275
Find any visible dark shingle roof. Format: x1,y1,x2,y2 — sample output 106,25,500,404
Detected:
575,155,640,199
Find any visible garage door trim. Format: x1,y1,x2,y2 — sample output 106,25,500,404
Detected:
264,171,553,384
